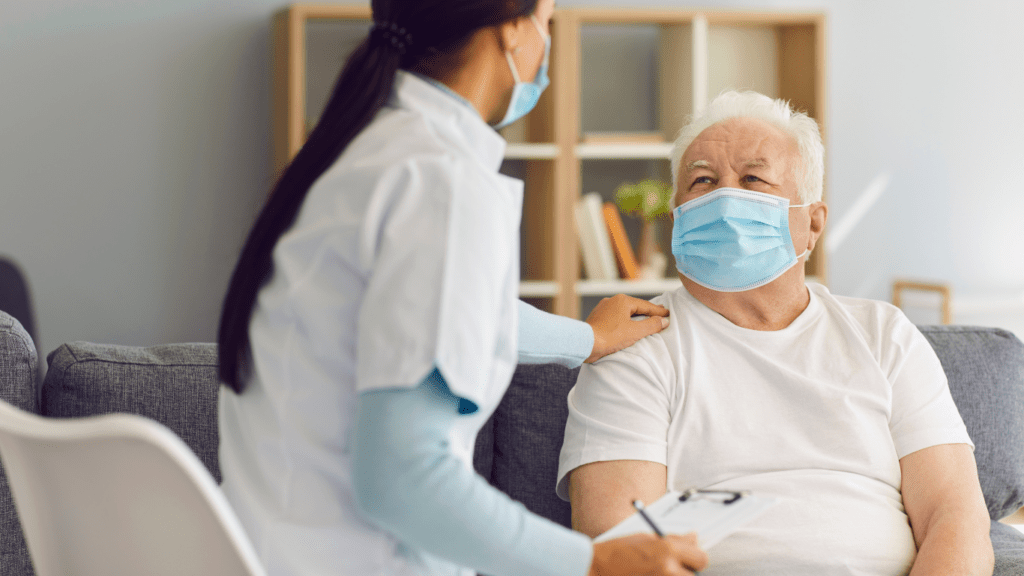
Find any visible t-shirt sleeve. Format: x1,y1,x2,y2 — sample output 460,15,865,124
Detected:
556,342,674,500
886,313,974,458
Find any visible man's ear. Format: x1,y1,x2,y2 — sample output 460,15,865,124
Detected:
806,201,828,252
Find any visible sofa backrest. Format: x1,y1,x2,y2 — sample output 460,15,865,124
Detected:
0,311,38,575
478,363,579,527
918,326,1024,521
28,326,1024,529
43,341,221,482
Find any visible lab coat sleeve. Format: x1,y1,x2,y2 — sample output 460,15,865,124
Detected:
517,300,593,367
352,368,593,576
356,155,519,406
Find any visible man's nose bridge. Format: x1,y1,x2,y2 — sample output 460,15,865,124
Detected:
714,173,742,189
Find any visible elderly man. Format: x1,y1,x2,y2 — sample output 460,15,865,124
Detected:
557,91,993,575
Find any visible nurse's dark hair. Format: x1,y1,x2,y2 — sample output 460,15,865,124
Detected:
218,0,540,393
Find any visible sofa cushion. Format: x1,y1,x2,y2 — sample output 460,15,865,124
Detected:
42,342,221,483
991,521,1024,573
489,363,579,528
0,312,38,576
919,326,1024,521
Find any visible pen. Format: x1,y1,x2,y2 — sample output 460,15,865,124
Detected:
632,499,665,538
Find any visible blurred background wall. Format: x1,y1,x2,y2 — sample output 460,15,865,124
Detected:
2,0,1022,363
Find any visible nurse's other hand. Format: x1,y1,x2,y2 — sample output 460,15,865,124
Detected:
585,294,670,363
589,532,708,576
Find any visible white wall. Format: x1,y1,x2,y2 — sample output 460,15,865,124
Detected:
0,1,283,358
2,0,1023,363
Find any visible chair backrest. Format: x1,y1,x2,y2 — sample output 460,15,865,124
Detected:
0,399,266,576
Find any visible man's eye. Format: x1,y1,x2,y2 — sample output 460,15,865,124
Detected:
691,176,713,186
743,175,764,183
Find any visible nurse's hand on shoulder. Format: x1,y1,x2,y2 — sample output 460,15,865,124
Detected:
585,294,670,363
590,532,708,576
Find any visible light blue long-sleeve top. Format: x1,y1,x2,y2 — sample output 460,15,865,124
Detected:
352,301,595,576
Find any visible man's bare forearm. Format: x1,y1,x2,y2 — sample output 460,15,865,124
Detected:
908,508,993,576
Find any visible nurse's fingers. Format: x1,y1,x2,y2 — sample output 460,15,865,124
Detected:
584,294,671,363
589,532,708,576
627,298,670,318
665,533,709,572
629,314,671,340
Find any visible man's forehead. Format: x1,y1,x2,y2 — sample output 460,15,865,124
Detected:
682,129,796,177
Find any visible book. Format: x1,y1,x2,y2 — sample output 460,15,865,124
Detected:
595,490,776,550
602,202,640,280
574,192,618,281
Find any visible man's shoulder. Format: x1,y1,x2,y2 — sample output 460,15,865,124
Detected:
809,283,919,347
589,288,696,371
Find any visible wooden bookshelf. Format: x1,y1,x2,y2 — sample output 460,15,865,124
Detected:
271,5,827,318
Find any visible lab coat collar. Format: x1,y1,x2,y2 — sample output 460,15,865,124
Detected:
390,70,507,172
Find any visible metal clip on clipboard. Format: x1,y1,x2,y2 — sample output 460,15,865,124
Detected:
595,489,777,549
678,489,749,504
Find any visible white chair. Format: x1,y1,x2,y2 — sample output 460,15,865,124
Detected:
0,399,266,576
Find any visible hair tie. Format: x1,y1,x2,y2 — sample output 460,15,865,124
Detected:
371,21,414,56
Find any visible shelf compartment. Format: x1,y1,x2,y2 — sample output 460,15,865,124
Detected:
303,18,371,133
706,23,780,104
579,22,673,138
502,159,559,286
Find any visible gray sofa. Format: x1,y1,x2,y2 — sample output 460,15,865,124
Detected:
2,309,1024,575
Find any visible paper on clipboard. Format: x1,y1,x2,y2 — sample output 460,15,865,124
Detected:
594,490,777,549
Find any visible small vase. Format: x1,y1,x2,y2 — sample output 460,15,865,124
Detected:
638,220,667,280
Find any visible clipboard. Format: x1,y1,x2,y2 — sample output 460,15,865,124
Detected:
594,489,777,549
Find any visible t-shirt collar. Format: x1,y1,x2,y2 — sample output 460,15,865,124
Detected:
677,283,824,335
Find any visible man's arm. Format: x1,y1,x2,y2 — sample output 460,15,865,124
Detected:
568,459,668,538
900,443,993,576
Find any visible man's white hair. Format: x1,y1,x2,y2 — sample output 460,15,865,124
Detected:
671,90,824,205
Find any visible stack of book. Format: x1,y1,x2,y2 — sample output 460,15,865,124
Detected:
574,192,642,281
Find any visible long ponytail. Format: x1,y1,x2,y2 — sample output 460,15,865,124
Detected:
218,0,538,393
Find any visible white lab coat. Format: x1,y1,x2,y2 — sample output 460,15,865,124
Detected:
218,70,523,576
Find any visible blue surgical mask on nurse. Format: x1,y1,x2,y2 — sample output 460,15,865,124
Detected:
492,14,551,129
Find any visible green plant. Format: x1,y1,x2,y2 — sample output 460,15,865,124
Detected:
614,179,673,222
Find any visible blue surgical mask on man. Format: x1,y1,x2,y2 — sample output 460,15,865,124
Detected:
492,15,550,130
671,187,810,292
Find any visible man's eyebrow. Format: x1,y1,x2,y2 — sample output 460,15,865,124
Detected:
684,160,713,175
743,158,770,169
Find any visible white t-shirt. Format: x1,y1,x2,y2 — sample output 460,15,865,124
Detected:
557,283,973,576
218,71,521,576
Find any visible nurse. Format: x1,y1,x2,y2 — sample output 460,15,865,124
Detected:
216,0,707,575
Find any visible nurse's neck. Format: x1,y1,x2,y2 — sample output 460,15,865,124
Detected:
410,27,515,127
